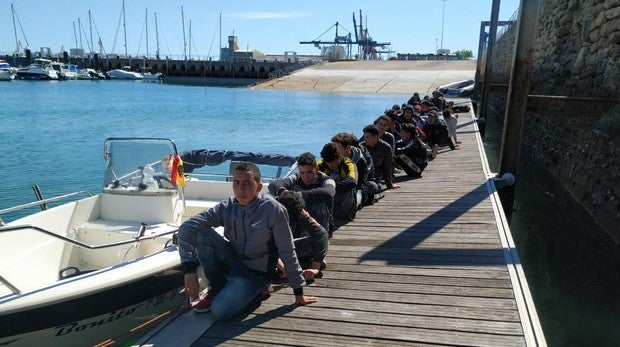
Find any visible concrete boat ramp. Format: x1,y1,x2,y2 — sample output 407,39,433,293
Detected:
253,60,477,95
136,61,546,346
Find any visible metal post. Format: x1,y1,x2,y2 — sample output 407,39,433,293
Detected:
478,0,501,137
474,21,487,102
497,0,541,219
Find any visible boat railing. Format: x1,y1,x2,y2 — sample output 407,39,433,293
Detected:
0,190,94,224
0,223,178,295
0,223,177,250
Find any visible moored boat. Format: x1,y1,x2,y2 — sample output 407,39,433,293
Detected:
0,137,298,346
107,66,143,80
0,60,16,81
50,63,79,80
15,58,59,80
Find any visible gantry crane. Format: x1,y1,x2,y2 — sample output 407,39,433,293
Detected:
299,9,391,60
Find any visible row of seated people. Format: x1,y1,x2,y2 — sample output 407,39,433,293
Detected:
180,93,467,317
267,93,464,281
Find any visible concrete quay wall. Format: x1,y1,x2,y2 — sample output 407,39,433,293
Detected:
1,54,316,80
489,0,619,239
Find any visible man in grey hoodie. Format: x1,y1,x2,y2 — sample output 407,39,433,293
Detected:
178,162,317,320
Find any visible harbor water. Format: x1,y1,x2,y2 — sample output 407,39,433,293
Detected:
483,113,620,347
1,80,617,346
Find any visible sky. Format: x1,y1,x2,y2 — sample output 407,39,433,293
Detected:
1,0,520,59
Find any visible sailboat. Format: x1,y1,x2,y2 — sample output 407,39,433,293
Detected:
140,9,163,82
107,0,143,80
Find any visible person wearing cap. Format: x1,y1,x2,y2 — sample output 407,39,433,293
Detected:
317,142,358,221
268,152,336,233
360,124,400,191
422,110,458,159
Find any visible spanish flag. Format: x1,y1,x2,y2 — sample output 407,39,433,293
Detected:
170,155,186,187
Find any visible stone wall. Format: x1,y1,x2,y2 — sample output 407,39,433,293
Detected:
488,0,619,239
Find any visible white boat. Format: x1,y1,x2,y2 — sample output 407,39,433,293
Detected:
141,68,163,82
53,63,79,80
0,137,298,346
107,66,143,80
15,58,59,80
0,60,16,81
436,79,475,97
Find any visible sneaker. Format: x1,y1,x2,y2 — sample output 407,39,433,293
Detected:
259,286,272,301
192,290,218,313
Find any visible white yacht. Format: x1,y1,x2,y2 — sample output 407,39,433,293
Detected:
107,66,143,80
50,63,78,80
0,60,16,81
16,58,59,80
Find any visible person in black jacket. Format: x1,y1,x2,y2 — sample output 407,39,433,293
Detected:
276,190,329,280
422,110,458,159
394,123,429,178
268,152,336,232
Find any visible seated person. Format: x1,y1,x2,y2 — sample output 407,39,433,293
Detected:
317,143,358,221
398,104,417,125
374,115,396,156
276,191,328,280
331,132,379,207
394,123,429,178
360,125,400,191
268,152,336,232
442,108,459,144
422,110,458,159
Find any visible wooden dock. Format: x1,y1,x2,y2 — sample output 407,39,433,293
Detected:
138,104,546,346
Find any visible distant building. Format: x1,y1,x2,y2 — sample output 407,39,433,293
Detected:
220,35,266,62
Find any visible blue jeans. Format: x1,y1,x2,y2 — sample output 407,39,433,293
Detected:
195,227,271,320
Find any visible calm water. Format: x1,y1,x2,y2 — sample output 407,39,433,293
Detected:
0,80,401,218
1,80,617,346
484,114,620,347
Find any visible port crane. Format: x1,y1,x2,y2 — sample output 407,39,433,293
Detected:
299,9,391,60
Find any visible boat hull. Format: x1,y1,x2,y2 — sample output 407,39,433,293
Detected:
0,71,15,81
0,267,185,346
15,71,58,80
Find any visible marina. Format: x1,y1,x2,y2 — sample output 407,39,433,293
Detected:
1,0,618,345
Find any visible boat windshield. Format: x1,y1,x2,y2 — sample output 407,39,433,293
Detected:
103,138,178,191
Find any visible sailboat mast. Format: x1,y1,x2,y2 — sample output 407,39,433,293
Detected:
145,9,149,58
73,21,79,50
11,3,19,55
89,10,94,55
181,6,187,61
219,13,222,59
122,0,128,57
78,18,83,52
155,12,160,60
188,20,192,60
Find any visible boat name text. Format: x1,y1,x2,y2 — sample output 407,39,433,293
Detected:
54,304,142,336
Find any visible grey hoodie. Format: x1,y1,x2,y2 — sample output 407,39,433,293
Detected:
178,193,305,290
